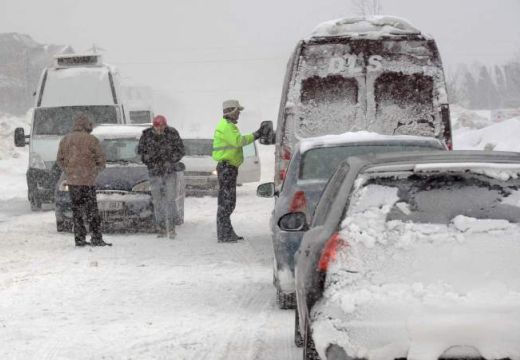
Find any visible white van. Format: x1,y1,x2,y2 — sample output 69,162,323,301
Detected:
269,16,453,186
14,54,126,210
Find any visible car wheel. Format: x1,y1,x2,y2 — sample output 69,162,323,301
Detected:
304,319,320,360
277,288,296,310
56,218,73,232
295,307,304,347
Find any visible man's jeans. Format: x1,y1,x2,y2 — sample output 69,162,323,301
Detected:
149,172,178,231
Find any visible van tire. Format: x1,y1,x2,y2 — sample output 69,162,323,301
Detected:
277,288,296,309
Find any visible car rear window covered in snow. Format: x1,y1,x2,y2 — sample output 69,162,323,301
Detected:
299,143,442,181
351,173,520,224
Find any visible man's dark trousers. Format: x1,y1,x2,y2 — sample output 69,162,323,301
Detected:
217,161,238,241
69,185,103,244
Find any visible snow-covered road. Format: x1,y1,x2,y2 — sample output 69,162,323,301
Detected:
0,150,301,359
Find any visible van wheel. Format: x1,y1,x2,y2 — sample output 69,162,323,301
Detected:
30,194,42,211
295,307,304,347
277,288,296,309
304,320,319,360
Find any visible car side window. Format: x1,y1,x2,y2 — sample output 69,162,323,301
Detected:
311,164,349,227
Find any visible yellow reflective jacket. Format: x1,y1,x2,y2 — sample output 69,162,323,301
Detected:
212,118,254,168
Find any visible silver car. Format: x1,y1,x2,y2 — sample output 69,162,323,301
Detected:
183,138,261,196
257,133,446,309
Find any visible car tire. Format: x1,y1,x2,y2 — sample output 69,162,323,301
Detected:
56,218,73,232
295,307,304,347
304,319,320,360
277,288,296,310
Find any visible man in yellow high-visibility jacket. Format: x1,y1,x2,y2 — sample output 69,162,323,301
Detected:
213,99,263,243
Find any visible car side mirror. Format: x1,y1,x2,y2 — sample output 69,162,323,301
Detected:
278,212,308,232
259,120,276,145
257,182,276,197
14,127,29,147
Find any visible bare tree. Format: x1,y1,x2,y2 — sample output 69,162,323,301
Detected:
351,0,383,16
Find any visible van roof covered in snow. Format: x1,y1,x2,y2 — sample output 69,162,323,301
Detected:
308,16,428,40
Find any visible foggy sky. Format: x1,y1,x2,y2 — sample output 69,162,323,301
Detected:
1,0,519,133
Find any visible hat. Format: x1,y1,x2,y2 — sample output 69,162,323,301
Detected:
222,99,244,113
153,115,167,127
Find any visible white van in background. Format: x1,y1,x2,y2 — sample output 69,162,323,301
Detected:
14,53,127,210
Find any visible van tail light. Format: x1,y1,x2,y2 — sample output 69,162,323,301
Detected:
318,233,348,272
281,145,292,161
289,191,307,213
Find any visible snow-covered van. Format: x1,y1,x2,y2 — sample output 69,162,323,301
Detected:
272,16,452,186
14,54,126,210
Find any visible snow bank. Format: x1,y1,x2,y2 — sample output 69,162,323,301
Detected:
311,183,520,360
310,16,423,39
454,117,520,152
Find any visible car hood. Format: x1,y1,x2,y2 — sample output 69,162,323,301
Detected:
96,163,149,191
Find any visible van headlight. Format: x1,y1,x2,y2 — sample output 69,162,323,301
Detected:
58,180,69,192
29,153,47,170
132,181,151,192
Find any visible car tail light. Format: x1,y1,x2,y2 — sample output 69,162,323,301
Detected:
446,139,453,150
289,191,307,213
279,168,287,181
281,145,291,160
318,233,347,272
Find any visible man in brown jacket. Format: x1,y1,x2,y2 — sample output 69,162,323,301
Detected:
57,115,111,247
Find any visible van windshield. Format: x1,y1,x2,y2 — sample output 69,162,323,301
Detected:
33,106,119,135
295,38,441,139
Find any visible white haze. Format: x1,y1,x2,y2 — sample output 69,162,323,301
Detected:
0,0,519,135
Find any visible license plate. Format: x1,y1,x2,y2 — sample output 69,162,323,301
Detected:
98,201,123,211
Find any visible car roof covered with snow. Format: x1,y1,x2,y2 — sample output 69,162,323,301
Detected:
92,124,147,139
298,131,445,154
308,15,429,40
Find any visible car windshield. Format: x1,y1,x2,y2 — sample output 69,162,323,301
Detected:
349,172,520,224
33,106,119,135
184,139,213,156
128,111,151,124
101,138,141,163
299,143,442,180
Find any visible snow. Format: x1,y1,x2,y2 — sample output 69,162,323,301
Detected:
454,117,520,152
309,16,424,39
311,181,520,360
92,124,147,139
299,131,442,154
414,162,520,181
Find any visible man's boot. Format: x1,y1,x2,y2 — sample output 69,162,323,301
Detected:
91,237,112,247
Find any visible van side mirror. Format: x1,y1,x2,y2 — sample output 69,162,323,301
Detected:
14,127,29,147
259,121,276,145
278,212,308,232
257,182,276,197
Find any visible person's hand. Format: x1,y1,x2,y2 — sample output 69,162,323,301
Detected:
253,124,264,140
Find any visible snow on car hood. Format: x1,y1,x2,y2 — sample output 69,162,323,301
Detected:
311,184,520,360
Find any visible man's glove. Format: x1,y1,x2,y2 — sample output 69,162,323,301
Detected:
253,122,268,140
253,127,262,140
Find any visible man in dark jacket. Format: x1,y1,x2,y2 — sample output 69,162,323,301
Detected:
137,115,185,238
57,115,111,247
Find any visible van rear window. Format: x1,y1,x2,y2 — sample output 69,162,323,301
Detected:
298,75,358,138
375,73,435,137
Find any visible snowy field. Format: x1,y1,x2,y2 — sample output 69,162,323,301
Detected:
0,108,518,359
